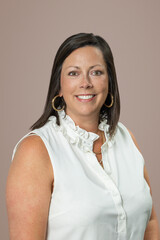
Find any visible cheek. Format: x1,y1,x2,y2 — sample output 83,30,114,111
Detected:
97,78,108,92
102,76,109,91
60,77,76,95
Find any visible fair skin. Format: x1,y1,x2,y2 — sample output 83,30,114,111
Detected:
59,46,109,133
60,46,109,157
6,135,53,240
6,46,159,239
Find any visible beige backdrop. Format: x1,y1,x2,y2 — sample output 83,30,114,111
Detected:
1,0,160,239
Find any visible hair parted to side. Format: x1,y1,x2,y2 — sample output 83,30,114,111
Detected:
30,32,120,139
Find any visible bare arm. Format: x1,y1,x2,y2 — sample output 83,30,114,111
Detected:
128,129,160,239
6,135,54,240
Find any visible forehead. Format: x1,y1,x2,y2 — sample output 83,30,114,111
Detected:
62,46,105,67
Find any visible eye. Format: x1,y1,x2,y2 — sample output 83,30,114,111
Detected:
68,71,79,76
91,70,103,76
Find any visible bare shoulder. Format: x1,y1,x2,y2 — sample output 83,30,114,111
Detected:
8,134,54,189
6,135,54,239
12,135,53,173
15,134,50,161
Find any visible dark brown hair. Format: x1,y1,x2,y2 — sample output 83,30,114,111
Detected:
30,33,120,138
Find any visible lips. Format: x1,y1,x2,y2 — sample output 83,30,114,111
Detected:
77,94,95,99
75,94,96,102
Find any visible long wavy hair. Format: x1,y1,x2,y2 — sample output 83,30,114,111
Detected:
30,33,120,138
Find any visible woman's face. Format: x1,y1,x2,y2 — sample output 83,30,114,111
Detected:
60,46,109,121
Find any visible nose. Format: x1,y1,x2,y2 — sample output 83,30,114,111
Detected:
80,73,93,89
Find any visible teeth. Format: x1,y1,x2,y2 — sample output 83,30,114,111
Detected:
77,95,94,99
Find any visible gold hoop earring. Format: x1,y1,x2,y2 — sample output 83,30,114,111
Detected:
104,93,114,108
52,95,64,112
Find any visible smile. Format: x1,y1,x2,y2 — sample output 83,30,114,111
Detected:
77,95,95,99
75,94,96,102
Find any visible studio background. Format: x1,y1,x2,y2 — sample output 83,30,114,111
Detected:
1,1,160,239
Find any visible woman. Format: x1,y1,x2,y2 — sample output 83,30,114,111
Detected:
6,33,159,239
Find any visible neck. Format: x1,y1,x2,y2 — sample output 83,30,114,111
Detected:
65,111,100,133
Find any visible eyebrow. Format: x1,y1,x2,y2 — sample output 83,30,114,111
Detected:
66,64,104,70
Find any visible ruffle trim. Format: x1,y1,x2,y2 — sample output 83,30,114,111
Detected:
48,111,116,152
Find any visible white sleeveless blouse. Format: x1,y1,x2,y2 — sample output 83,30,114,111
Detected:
12,111,152,240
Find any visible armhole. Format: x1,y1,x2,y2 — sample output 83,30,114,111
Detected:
118,123,152,201
11,131,56,198
118,122,145,165
12,131,55,168
11,132,37,161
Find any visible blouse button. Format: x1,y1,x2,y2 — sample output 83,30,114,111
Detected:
119,214,126,220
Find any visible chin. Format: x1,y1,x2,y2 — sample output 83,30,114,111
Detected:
77,109,99,117
66,105,100,119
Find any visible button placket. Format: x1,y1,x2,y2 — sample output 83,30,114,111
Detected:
118,217,126,233
87,152,127,233
109,188,127,233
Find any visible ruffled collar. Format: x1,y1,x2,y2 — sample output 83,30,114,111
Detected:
48,111,115,152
